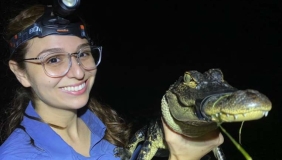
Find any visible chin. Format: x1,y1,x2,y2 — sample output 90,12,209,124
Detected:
63,96,89,110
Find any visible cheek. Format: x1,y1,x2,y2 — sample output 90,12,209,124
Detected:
27,71,60,92
26,64,59,84
31,78,58,90
87,70,97,84
30,77,61,102
25,64,46,81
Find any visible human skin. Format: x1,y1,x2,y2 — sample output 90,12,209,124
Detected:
10,36,95,114
162,118,224,160
9,35,96,156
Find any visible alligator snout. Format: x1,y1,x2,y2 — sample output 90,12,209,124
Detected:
202,89,272,122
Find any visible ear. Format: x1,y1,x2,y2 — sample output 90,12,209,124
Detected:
9,60,31,87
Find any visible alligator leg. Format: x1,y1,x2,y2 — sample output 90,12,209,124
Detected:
136,120,167,160
114,125,148,160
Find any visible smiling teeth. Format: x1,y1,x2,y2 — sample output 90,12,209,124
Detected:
62,83,85,91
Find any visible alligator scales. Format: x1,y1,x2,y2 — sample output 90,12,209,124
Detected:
115,68,272,160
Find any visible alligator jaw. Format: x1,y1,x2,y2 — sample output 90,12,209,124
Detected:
201,89,272,123
210,110,270,122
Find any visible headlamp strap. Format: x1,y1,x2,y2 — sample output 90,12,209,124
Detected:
9,5,89,55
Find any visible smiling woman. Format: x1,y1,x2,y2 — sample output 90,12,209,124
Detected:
0,2,224,160
0,4,131,159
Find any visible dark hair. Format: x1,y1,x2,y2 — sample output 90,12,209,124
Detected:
2,4,131,147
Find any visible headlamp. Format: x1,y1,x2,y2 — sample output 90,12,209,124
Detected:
53,0,81,17
62,0,79,7
9,0,88,55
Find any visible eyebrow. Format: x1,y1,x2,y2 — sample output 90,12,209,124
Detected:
78,43,91,49
37,43,90,57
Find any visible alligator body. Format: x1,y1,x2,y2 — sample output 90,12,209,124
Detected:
115,68,272,160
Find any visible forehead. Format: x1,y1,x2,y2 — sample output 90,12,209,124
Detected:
26,35,89,57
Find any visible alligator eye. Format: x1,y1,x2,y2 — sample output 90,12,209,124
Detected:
184,72,191,83
184,72,197,88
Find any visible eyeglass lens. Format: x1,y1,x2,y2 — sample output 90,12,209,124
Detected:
42,46,101,77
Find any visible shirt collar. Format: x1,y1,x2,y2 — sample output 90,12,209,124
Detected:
21,101,106,156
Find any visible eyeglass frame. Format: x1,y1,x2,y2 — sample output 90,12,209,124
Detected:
20,45,102,78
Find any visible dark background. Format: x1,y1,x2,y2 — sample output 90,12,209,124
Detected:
0,1,281,160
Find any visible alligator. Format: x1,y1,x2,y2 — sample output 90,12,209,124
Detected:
115,68,272,160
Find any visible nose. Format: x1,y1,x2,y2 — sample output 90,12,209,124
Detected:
66,56,85,79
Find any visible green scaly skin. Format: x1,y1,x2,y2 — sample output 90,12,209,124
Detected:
116,68,272,160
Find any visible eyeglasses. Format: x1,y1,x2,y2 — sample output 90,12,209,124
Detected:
22,46,102,77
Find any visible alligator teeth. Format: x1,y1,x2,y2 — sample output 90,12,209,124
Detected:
264,111,269,117
243,113,246,117
226,114,230,117
234,115,238,119
215,113,219,117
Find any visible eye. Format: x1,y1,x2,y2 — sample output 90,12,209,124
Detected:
79,51,91,58
47,57,60,63
78,48,92,59
44,53,65,64
184,72,191,83
184,71,197,88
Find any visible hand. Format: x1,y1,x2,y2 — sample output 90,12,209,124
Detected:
161,118,224,160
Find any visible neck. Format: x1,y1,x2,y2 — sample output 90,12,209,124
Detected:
34,100,91,156
34,100,81,133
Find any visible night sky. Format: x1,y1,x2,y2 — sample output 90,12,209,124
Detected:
0,1,281,160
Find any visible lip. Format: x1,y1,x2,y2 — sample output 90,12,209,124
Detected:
60,80,88,95
61,80,86,88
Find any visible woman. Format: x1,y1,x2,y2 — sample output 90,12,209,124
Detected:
0,4,223,160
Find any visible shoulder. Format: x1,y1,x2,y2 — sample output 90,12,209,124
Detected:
0,129,49,159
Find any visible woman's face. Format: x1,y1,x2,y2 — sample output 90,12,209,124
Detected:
19,35,96,110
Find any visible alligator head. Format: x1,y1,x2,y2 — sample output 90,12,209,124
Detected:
161,68,272,137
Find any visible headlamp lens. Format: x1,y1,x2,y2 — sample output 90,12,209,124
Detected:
62,0,78,7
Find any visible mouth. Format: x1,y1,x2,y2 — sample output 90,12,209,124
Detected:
61,81,86,92
210,110,270,122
